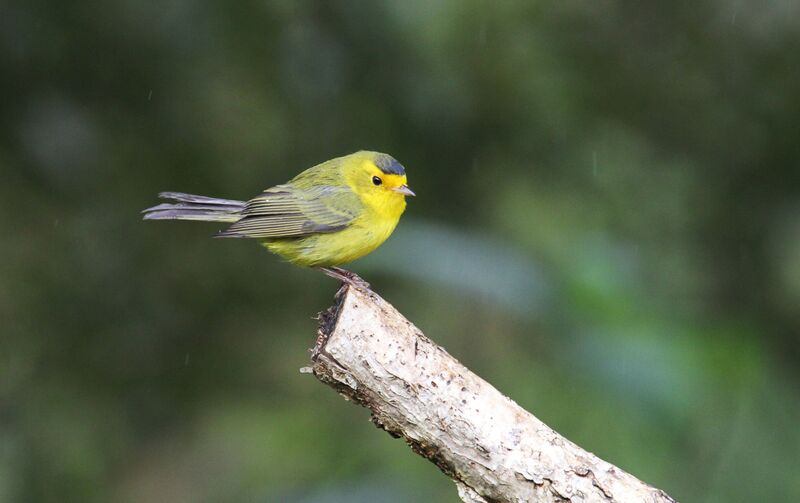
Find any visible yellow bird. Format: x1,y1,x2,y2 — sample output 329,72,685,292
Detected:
143,151,414,286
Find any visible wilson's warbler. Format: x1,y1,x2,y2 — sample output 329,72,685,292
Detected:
143,151,414,286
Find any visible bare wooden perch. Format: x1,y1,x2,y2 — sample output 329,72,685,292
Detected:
309,285,677,503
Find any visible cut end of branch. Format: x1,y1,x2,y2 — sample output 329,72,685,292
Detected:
311,284,350,360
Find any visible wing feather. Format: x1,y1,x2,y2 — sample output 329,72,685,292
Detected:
217,184,361,238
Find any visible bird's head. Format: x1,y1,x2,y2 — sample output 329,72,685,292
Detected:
348,151,414,216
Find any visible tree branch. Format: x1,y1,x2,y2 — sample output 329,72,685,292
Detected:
309,285,677,503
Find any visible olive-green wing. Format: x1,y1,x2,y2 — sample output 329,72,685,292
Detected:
217,184,361,238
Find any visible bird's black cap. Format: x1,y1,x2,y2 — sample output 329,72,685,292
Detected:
375,154,406,176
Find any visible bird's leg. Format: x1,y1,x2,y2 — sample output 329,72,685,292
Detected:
319,266,371,290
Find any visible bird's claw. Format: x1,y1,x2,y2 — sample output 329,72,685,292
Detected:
320,267,371,290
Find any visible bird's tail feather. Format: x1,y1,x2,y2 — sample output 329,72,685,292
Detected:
142,192,245,223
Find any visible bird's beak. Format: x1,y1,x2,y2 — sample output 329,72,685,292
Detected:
392,185,416,197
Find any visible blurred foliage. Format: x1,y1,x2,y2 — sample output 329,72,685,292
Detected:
2,1,800,502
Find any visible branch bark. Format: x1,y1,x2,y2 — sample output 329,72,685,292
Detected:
309,285,677,503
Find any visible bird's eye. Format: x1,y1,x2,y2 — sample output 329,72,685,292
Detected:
372,176,382,186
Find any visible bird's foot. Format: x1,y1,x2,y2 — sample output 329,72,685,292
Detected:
320,266,371,290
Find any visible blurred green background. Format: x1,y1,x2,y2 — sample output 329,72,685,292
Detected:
2,1,800,501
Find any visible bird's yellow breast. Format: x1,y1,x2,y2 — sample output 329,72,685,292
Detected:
260,193,405,268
